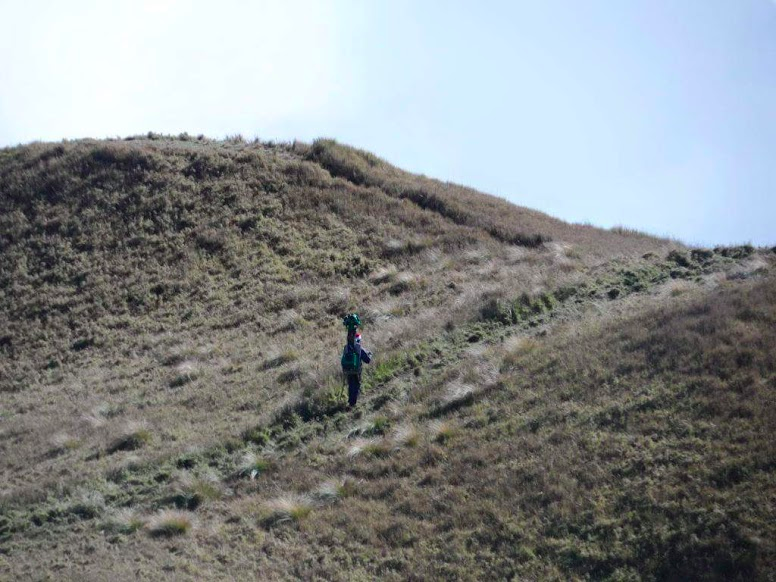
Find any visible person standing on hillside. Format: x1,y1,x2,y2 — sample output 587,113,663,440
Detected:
341,314,373,409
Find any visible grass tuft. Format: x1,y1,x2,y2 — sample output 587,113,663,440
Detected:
190,473,224,502
50,432,82,453
65,489,106,519
348,438,392,458
366,416,391,436
261,349,299,371
101,508,145,535
313,478,357,504
168,359,201,387
428,420,457,443
108,422,152,453
167,469,224,510
261,494,314,526
392,424,420,448
147,510,195,537
239,451,270,479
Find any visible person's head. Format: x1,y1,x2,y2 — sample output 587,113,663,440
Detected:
343,313,360,331
347,328,356,344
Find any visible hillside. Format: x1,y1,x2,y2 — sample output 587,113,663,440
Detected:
0,135,773,580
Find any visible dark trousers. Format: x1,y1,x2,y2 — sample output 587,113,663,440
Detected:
347,373,361,407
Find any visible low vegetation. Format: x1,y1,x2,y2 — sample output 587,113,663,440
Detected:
146,510,195,537
261,494,314,526
101,508,145,536
107,422,152,453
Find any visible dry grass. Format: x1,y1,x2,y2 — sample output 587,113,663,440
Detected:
107,421,152,453
80,411,107,430
169,359,201,387
169,469,224,507
391,423,420,448
440,382,475,407
50,432,82,453
312,477,356,504
428,420,457,443
63,489,106,519
146,510,195,537
101,508,145,535
261,494,314,525
238,451,270,479
4,267,774,579
347,437,392,458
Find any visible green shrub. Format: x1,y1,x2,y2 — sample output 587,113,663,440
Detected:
691,248,714,262
714,245,754,259
480,297,513,324
667,249,691,267
512,292,554,321
243,426,270,446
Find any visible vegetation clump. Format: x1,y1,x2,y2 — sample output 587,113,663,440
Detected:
101,509,144,535
238,451,270,479
63,490,106,520
261,495,314,526
347,438,391,458
312,478,356,504
167,471,224,510
667,249,691,267
147,510,195,537
391,424,420,448
714,244,754,259
428,420,457,443
108,423,152,453
50,433,82,454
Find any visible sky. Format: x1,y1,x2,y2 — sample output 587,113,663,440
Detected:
1,1,774,246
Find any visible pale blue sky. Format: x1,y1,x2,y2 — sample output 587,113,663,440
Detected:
1,1,774,246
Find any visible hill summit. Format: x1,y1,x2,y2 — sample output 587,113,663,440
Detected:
1,135,774,580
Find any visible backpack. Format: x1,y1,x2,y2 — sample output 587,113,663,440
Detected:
341,343,361,374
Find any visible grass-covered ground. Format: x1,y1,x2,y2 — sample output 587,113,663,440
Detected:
1,136,773,580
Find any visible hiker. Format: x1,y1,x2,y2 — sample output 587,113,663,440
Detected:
341,314,373,408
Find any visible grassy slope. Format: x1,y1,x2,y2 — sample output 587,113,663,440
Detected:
0,136,773,580
0,136,673,493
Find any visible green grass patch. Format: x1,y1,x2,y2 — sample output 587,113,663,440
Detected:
369,353,406,386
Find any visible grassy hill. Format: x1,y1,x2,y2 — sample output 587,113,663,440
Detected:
0,135,773,580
